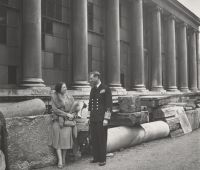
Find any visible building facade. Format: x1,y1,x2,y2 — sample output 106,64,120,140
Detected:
0,0,200,92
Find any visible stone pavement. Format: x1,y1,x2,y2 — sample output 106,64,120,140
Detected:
38,128,200,170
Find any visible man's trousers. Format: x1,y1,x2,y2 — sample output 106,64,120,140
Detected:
90,121,108,162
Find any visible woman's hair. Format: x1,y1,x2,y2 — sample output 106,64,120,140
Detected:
55,82,66,93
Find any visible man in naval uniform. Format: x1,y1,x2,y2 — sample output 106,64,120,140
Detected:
88,71,112,166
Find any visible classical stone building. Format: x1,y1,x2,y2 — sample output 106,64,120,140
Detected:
0,0,200,93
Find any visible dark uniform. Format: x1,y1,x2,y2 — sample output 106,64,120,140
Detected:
88,83,112,163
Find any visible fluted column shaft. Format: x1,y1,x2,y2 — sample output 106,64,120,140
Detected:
151,6,164,91
22,0,44,87
105,0,122,89
178,23,189,92
189,29,198,91
131,0,146,92
166,15,178,91
197,31,200,90
72,0,89,89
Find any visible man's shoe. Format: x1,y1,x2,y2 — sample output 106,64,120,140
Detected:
90,160,98,163
99,162,106,166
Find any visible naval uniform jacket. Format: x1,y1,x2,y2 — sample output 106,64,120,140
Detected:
88,84,112,122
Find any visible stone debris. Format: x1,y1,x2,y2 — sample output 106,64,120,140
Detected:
185,109,200,130
175,107,192,134
118,96,141,113
110,111,149,127
140,96,172,108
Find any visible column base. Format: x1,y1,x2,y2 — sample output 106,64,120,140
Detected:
71,81,91,91
110,87,127,95
108,83,127,95
21,78,45,87
151,86,166,93
179,87,190,93
132,84,148,92
167,86,179,92
189,87,198,92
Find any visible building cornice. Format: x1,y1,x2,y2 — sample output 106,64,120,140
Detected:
169,0,200,25
144,0,200,29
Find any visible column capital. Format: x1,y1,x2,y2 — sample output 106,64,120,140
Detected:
194,29,199,34
153,5,162,13
179,21,188,28
167,14,176,20
187,26,194,34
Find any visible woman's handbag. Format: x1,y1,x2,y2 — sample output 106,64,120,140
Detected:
64,119,78,139
58,117,77,138
58,116,76,127
64,119,76,127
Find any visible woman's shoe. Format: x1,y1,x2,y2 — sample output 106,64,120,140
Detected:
62,160,65,167
99,161,106,166
57,164,63,169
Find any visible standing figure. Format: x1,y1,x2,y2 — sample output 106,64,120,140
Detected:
88,71,112,166
0,111,8,170
48,82,79,168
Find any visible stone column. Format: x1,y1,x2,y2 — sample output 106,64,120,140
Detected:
151,6,164,91
131,0,146,92
166,15,178,91
21,0,44,87
72,0,90,90
189,29,198,91
197,31,200,90
105,0,122,90
178,22,189,92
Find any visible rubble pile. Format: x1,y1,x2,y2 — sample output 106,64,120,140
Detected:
140,94,200,138
110,96,149,127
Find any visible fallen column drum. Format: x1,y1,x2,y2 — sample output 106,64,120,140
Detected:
107,121,170,153
0,99,46,118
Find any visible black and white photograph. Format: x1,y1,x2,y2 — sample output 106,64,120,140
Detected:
0,0,200,170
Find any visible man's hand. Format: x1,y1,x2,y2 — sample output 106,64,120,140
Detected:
103,119,108,126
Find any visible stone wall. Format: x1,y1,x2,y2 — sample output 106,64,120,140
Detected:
6,115,56,170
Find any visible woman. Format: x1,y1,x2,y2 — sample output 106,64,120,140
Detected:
48,82,78,168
